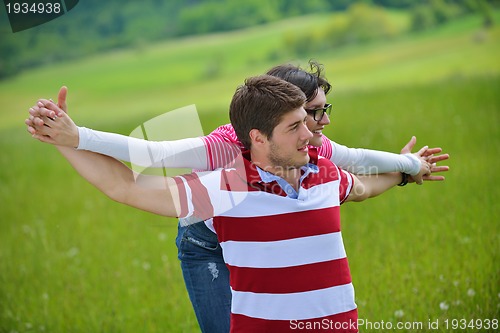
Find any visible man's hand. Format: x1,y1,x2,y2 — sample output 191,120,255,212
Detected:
25,90,80,147
26,85,68,128
57,86,68,114
400,136,450,183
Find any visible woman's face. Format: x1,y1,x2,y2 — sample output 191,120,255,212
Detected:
304,88,331,147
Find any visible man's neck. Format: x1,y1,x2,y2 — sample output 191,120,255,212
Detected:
276,168,302,191
254,162,303,191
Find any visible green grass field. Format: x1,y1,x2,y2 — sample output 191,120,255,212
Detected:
1,10,499,333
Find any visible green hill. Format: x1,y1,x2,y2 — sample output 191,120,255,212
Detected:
1,10,499,130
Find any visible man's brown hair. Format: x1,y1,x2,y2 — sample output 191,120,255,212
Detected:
229,75,306,149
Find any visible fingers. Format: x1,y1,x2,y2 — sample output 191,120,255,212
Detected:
423,147,442,156
25,116,40,134
27,102,66,139
428,153,449,164
58,86,68,113
27,107,55,127
29,105,55,118
26,122,36,135
28,114,45,127
27,91,70,145
422,175,446,181
431,166,449,173
415,145,429,157
37,99,64,117
400,136,417,154
28,113,56,136
26,117,52,143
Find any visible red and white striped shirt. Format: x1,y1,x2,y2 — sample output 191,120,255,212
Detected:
201,124,333,170
174,150,357,332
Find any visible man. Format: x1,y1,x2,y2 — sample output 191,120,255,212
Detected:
26,61,448,333
27,75,437,332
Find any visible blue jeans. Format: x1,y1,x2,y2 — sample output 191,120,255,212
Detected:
175,221,231,333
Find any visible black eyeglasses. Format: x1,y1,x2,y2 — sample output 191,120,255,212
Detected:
305,103,332,121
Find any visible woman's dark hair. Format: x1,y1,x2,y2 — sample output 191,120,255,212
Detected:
266,60,331,102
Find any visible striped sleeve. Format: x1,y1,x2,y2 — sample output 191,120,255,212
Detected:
338,167,354,204
201,124,245,170
173,172,218,221
316,134,333,160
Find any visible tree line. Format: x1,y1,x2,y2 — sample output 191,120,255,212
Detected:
0,0,495,79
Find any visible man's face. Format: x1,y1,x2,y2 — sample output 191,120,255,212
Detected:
305,88,330,147
267,107,313,171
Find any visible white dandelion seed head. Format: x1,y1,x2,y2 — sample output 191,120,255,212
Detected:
460,236,471,244
394,309,404,318
22,225,33,235
467,288,476,297
66,247,79,258
439,301,449,311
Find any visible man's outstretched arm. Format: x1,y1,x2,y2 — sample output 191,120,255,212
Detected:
27,101,181,217
26,87,210,169
346,157,431,203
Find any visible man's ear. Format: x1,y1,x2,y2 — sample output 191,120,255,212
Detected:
249,128,267,147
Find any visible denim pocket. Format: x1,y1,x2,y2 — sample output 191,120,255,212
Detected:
184,236,219,251
180,222,220,252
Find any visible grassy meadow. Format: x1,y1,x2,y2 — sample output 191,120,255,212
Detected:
1,10,499,333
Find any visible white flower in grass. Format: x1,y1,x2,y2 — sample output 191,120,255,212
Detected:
453,280,459,287
22,225,33,236
394,309,404,318
460,236,471,244
66,247,79,258
467,288,475,297
439,301,449,311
